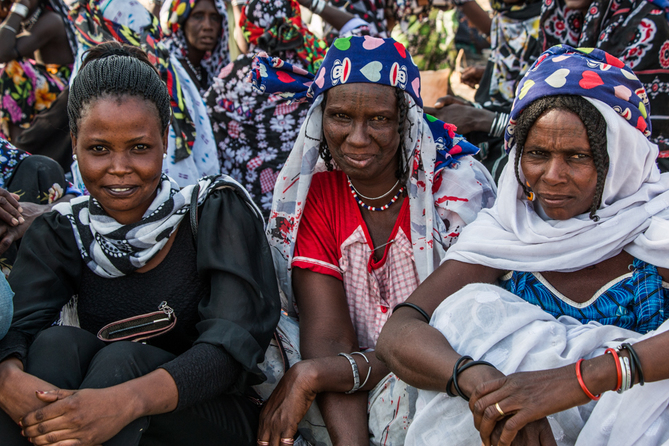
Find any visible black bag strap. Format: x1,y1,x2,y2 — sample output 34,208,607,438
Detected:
189,183,200,246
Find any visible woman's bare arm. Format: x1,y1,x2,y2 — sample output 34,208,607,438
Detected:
376,260,503,392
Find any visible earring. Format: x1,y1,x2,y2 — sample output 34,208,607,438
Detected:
525,181,535,201
72,154,77,161
163,153,167,159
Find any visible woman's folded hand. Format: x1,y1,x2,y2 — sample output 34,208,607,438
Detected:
468,367,587,446
257,359,320,446
20,387,136,446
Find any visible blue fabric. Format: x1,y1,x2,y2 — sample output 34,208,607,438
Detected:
500,258,668,334
0,274,14,339
505,45,653,154
250,36,423,107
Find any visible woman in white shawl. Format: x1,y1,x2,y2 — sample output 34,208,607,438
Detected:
376,44,669,446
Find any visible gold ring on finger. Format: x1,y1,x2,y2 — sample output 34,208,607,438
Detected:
280,438,295,445
495,402,505,417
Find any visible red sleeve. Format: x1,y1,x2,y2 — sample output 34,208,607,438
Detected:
292,172,344,281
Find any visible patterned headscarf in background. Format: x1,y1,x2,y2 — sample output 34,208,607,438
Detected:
485,0,542,107
70,0,198,162
250,35,423,106
505,44,653,152
240,0,327,74
160,0,230,84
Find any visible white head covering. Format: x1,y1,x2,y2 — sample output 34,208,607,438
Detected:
445,97,669,272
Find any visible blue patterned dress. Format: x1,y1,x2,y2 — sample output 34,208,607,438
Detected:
500,258,669,334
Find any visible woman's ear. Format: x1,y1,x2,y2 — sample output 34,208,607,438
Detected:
71,131,77,160
162,127,169,157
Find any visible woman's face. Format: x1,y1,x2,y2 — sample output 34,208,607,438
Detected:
322,83,401,183
521,108,599,220
72,95,167,225
183,0,222,54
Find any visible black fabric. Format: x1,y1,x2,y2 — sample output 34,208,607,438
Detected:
0,326,260,446
13,88,72,174
0,186,280,405
0,155,69,272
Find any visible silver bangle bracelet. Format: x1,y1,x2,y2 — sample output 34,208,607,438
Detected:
312,0,326,14
351,351,372,389
10,2,29,18
2,25,17,33
339,352,361,394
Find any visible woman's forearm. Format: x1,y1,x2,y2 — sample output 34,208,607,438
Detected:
116,368,179,420
0,11,21,63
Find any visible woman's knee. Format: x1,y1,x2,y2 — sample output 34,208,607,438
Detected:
83,342,176,388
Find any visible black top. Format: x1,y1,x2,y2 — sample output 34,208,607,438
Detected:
0,186,281,410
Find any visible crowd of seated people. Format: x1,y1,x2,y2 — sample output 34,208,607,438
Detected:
0,0,668,444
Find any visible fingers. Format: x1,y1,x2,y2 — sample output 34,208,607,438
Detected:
470,376,506,429
22,392,74,427
539,419,557,446
434,95,468,108
0,189,23,227
0,232,16,256
34,389,73,403
22,422,74,444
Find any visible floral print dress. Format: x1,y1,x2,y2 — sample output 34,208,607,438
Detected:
204,53,311,218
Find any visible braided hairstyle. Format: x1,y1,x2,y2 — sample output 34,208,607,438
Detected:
513,95,608,221
68,41,171,138
318,87,411,181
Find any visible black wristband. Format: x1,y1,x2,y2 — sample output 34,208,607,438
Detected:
621,343,644,386
393,302,430,322
453,360,497,402
446,355,472,398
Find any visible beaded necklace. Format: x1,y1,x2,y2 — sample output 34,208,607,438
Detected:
348,178,404,212
183,57,202,82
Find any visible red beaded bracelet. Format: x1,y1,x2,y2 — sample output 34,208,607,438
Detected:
605,348,622,392
576,359,601,401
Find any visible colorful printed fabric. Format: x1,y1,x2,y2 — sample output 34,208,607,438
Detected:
506,45,653,151
204,53,310,218
160,0,230,90
501,258,669,334
240,0,327,74
0,62,70,134
0,138,30,188
540,0,669,154
264,37,496,314
391,8,459,71
484,0,542,107
70,0,198,163
325,0,388,41
251,36,424,107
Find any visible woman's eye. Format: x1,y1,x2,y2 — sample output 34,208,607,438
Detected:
333,113,349,119
371,116,388,122
90,145,106,153
134,144,149,151
571,153,590,159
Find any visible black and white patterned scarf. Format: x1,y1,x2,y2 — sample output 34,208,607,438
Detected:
53,174,260,278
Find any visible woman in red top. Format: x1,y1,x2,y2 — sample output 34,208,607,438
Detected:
254,36,496,444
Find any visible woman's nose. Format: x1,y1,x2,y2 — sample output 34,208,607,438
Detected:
542,158,568,184
346,121,371,148
107,153,133,176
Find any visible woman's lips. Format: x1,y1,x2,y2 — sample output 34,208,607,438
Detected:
537,193,572,206
103,186,138,198
343,154,374,169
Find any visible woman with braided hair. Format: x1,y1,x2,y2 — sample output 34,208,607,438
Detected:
0,41,280,446
250,36,496,444
376,45,669,445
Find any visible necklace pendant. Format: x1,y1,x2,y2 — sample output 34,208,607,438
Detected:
348,178,404,212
